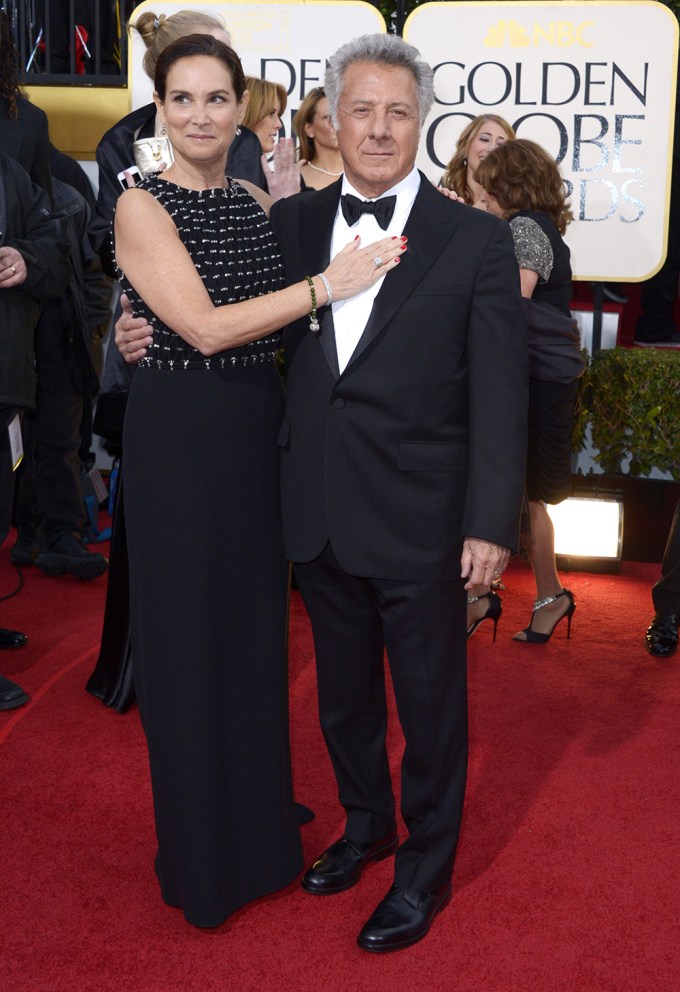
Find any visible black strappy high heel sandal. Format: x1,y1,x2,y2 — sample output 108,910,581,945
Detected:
467,591,503,641
513,589,575,643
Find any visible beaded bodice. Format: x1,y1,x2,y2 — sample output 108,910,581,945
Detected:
116,175,285,370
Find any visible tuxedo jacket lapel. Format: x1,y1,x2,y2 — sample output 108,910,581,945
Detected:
298,182,342,379
345,175,461,372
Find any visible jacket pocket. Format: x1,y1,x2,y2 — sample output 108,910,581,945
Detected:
397,441,468,472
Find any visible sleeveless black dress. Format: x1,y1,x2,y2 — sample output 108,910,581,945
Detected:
118,176,302,927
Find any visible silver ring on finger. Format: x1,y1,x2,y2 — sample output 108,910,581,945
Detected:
372,255,383,269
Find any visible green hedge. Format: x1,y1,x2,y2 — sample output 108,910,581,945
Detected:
577,348,680,480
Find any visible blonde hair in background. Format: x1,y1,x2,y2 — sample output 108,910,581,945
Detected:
132,9,229,81
242,76,288,132
441,115,516,205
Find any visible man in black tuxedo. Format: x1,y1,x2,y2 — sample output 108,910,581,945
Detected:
268,34,528,952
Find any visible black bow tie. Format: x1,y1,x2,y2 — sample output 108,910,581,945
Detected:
341,193,397,231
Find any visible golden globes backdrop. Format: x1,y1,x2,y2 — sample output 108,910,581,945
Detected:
405,1,679,281
128,0,385,142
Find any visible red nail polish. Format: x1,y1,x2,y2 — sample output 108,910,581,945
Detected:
394,257,401,263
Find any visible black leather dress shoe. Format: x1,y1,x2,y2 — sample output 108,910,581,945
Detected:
0,674,30,711
0,627,28,649
357,882,452,953
645,612,679,658
301,832,398,895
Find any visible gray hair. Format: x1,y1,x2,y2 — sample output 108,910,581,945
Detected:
325,33,434,129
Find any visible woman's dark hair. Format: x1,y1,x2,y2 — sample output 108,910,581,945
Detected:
475,138,574,234
0,8,21,118
154,33,246,102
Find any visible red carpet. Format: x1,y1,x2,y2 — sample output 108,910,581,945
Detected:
1,534,678,992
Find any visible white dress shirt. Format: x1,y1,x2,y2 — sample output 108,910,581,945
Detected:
331,167,421,373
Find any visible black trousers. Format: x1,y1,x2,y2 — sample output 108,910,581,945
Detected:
652,499,680,615
294,541,468,894
13,301,85,541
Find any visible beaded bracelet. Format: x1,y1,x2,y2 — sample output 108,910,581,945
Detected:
305,275,320,332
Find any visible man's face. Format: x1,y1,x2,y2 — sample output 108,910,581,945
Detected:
335,62,421,198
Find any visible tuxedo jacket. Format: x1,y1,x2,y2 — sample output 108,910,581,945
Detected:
271,174,528,582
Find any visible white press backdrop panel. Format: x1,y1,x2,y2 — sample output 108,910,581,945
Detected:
405,1,679,281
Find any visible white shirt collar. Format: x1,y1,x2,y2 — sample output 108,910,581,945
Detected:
340,165,421,203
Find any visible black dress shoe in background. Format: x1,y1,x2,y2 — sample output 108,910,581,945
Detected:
0,674,30,711
357,882,452,953
645,611,680,658
301,832,398,895
0,628,28,649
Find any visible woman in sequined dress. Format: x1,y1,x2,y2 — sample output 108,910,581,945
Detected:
467,139,579,644
112,33,404,929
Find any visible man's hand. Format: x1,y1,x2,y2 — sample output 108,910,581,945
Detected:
460,538,510,591
0,246,28,288
265,137,303,202
116,293,153,363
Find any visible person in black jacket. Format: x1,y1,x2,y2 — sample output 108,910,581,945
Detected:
10,173,111,580
0,152,70,704
0,10,52,204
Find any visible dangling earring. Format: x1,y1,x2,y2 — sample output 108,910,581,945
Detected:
463,157,467,166
236,125,242,136
160,122,167,136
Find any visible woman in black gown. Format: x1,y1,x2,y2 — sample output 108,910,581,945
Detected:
112,33,403,928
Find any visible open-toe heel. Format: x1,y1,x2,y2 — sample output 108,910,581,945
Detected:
513,589,575,644
467,591,503,641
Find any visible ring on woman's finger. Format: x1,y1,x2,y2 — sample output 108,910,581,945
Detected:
372,255,383,269
10,265,16,275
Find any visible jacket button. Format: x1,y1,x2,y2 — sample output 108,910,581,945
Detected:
333,398,345,409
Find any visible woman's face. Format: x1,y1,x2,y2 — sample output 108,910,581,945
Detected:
304,96,338,154
466,121,510,173
253,105,283,154
156,54,246,168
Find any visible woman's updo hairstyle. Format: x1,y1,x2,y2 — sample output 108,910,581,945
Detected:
132,8,229,81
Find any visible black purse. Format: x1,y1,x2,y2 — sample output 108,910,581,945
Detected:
522,298,586,384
